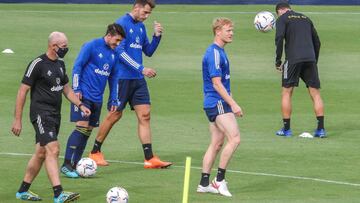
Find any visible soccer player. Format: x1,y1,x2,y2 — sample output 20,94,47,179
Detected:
89,0,172,169
197,17,242,197
274,2,325,138
60,24,126,178
11,32,90,202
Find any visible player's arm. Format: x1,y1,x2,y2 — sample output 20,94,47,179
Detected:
212,77,243,117
11,84,31,136
275,17,286,70
142,22,162,57
107,62,120,112
207,50,243,117
116,43,156,78
72,42,92,99
12,59,41,136
63,84,91,116
311,22,321,63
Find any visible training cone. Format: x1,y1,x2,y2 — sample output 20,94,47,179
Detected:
2,49,14,54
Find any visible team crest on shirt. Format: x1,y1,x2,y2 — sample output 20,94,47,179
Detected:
111,54,115,60
59,67,64,75
56,78,60,85
98,53,103,58
129,28,133,34
140,28,143,33
136,36,140,43
49,131,54,138
47,70,52,76
103,63,109,70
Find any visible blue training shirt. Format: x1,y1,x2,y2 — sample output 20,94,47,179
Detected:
115,13,161,79
72,37,118,103
202,43,231,108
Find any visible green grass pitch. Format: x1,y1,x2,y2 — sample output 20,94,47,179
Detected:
0,3,359,203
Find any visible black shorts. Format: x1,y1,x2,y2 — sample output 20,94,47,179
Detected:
111,78,151,111
282,61,321,88
32,114,60,146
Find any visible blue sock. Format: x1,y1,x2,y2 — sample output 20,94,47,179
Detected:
64,126,90,168
73,133,90,166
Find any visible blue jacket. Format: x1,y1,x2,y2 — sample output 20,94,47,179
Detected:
115,13,161,79
72,37,118,103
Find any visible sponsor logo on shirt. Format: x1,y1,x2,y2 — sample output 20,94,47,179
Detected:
51,85,64,92
51,77,63,91
129,36,142,49
130,43,142,49
95,68,110,76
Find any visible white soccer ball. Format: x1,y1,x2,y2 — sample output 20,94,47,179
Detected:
106,186,129,203
254,11,276,32
76,157,97,177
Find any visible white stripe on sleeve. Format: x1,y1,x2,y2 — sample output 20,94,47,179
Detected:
73,74,79,89
26,58,42,77
213,49,220,70
120,52,141,69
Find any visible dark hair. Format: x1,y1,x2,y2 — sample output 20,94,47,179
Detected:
275,1,291,13
105,23,126,38
133,0,156,9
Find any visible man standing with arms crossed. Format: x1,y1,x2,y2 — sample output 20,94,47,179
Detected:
60,24,125,178
197,17,242,197
11,31,90,202
274,2,325,138
89,0,172,168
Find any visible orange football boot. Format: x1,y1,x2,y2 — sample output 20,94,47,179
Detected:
89,152,109,166
144,155,172,169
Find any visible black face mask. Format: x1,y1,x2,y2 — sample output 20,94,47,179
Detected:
56,46,69,58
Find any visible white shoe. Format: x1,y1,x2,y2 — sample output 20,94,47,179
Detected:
196,184,219,194
212,179,232,197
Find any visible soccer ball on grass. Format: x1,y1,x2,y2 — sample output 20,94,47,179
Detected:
106,186,129,203
76,157,97,177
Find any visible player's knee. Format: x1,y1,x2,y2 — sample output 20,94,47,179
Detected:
108,111,122,123
36,149,46,160
282,88,293,96
46,145,60,158
138,112,150,123
230,133,241,146
215,143,223,152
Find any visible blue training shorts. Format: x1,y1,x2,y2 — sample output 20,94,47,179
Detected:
204,100,232,122
70,97,102,127
111,78,151,111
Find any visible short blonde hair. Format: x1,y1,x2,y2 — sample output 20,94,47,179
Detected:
212,17,233,35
